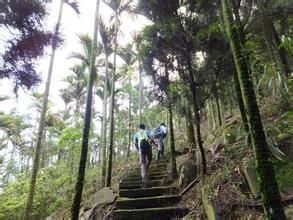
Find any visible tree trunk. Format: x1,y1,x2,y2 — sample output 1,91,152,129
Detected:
168,104,177,179
221,0,285,218
271,23,291,77
23,1,64,219
187,54,207,175
106,10,118,187
71,0,100,219
228,96,233,117
233,70,251,145
210,99,216,130
185,102,196,148
127,76,132,158
215,95,222,126
138,60,143,125
257,0,290,77
101,52,109,186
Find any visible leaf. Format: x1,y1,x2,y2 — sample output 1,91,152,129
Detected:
65,1,80,15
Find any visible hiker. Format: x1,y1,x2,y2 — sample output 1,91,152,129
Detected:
153,123,167,160
134,124,153,186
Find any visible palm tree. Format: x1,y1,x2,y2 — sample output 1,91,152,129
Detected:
118,43,137,157
99,17,114,186
221,0,285,219
104,0,134,187
134,34,143,125
71,0,100,218
64,64,87,116
23,1,79,218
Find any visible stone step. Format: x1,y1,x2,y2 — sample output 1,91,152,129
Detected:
128,170,168,177
115,195,181,209
112,206,189,220
119,179,165,189
131,166,167,173
129,162,166,170
119,186,178,198
121,174,168,182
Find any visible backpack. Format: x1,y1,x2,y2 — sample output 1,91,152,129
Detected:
138,130,151,151
153,127,162,139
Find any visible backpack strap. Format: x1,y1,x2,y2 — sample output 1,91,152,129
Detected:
138,130,149,141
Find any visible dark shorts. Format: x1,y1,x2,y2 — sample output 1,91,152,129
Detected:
140,147,152,164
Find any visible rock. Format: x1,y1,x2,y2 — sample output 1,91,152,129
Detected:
178,161,197,189
80,187,117,220
242,159,260,199
201,187,219,220
84,187,117,210
205,134,215,145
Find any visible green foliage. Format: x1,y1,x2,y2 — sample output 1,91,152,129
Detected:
223,125,237,144
272,159,293,192
197,22,221,40
265,111,293,161
245,38,290,111
58,127,81,149
280,35,293,56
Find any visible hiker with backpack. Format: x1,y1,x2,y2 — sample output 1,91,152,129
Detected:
134,123,154,186
153,123,167,160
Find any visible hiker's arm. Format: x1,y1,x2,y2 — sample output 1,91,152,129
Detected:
135,141,138,151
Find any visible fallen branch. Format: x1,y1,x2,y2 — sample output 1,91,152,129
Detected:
179,177,200,196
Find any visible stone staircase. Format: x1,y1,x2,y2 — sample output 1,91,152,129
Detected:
112,161,189,220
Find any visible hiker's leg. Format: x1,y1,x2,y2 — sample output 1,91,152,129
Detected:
158,138,163,159
161,140,164,158
156,142,160,160
146,148,152,171
140,151,147,183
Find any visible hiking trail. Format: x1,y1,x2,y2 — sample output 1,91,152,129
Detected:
112,160,189,220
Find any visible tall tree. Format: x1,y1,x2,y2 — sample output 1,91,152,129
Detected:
24,1,79,219
71,0,100,218
99,18,114,186
104,0,134,187
118,44,137,157
221,0,285,219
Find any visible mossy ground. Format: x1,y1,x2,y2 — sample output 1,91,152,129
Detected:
173,103,292,219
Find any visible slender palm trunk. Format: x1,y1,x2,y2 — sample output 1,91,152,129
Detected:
221,0,285,218
127,77,132,158
101,52,109,186
106,10,118,187
168,105,177,178
138,60,143,124
23,1,64,219
210,99,216,129
71,0,100,219
215,95,222,126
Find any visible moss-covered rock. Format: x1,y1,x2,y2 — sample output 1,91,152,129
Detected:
178,161,197,189
284,204,293,219
223,124,237,144
242,159,260,199
205,133,216,145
